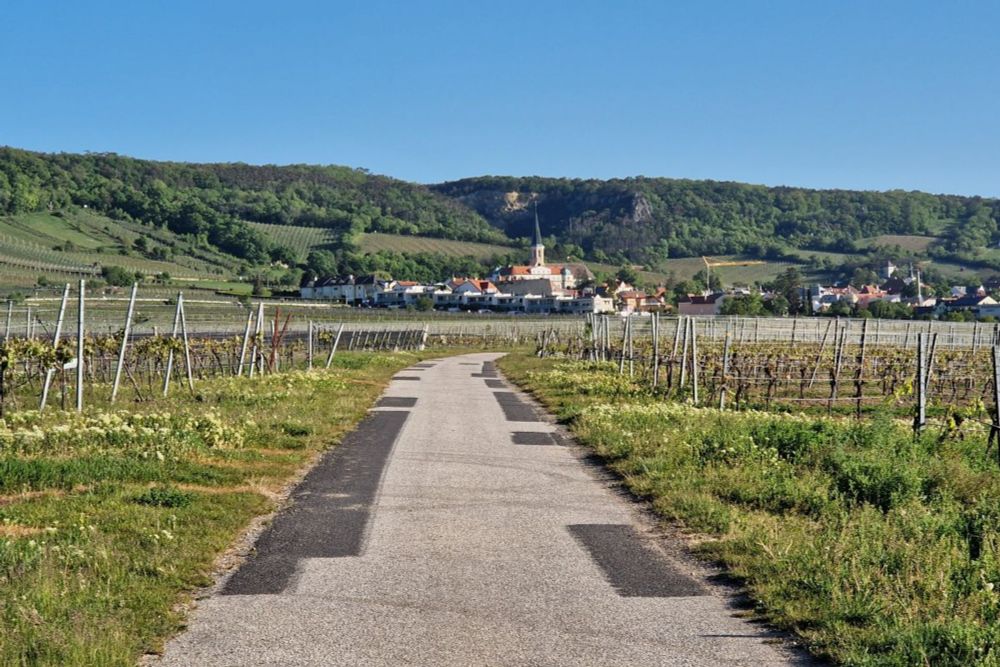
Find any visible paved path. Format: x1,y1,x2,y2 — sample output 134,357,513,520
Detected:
159,353,805,666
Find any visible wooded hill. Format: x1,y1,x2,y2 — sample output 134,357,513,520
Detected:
2,147,999,287
434,176,1000,271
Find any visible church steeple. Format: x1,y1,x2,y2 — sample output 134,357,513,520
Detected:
530,202,545,267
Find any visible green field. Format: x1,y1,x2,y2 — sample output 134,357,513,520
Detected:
861,234,939,252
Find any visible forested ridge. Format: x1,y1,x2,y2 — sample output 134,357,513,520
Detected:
0,147,506,267
3,147,1000,282
435,176,1000,269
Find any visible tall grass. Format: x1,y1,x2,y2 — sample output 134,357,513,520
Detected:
500,355,1000,666
0,351,430,666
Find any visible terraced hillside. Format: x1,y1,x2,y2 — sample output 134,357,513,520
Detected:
0,208,242,285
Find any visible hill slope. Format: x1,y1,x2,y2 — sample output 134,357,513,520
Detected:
0,147,506,261
432,176,1000,273
3,147,1000,291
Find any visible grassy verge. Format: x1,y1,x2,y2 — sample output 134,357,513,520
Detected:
0,351,438,666
499,352,1000,667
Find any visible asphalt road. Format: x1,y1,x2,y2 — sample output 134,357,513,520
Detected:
157,353,805,666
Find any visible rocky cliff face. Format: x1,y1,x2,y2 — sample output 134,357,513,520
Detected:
432,179,661,261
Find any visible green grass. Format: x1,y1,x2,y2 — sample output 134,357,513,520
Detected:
500,353,1000,666
587,256,811,287
861,235,939,252
0,351,441,666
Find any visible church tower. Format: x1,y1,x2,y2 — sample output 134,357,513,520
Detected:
530,203,545,267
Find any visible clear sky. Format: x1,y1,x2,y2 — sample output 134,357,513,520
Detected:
2,1,997,195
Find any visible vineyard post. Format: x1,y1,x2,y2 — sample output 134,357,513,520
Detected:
855,318,868,418
162,293,183,396
973,322,980,352
3,300,10,342
627,314,635,377
601,315,611,362
325,323,344,368
992,344,1000,465
308,320,314,370
26,307,31,340
249,302,264,378
754,318,759,343
691,317,699,405
618,316,628,375
672,315,683,357
904,322,912,349
587,313,597,361
237,308,253,376
680,316,690,388
927,332,939,389
915,332,927,434
652,313,660,389
595,316,602,362
420,324,429,351
808,318,834,390
110,282,138,403
179,294,194,392
791,318,797,345
76,280,85,412
719,329,732,410
830,327,847,413
39,283,70,411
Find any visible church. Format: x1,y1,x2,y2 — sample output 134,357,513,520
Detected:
489,206,586,294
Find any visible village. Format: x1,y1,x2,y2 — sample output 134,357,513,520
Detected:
300,213,1000,320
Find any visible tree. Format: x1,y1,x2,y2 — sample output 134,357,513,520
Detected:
415,296,434,311
767,294,790,316
850,267,879,288
616,264,639,286
101,265,134,287
306,250,339,278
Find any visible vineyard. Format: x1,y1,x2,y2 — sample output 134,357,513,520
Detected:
0,210,241,284
529,314,1000,434
246,222,339,260
247,223,520,262
0,283,577,417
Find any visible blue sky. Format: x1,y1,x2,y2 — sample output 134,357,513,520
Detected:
1,1,997,195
